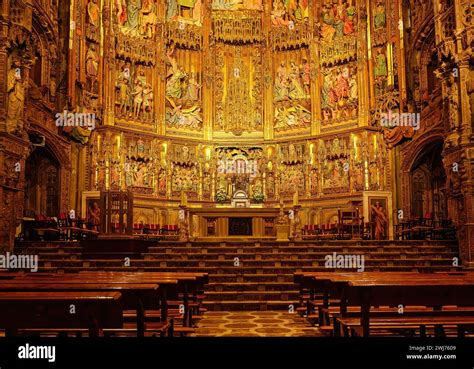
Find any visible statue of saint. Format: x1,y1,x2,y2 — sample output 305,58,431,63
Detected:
320,4,336,42
85,44,100,90
274,62,289,100
116,65,130,115
166,46,187,100
271,0,289,26
184,72,200,102
132,78,144,118
88,0,100,28
140,0,157,38
374,49,387,78
125,0,141,33
371,201,388,240
115,0,128,27
6,61,25,134
288,61,306,99
88,201,101,230
374,0,386,29
167,0,178,20
142,82,153,120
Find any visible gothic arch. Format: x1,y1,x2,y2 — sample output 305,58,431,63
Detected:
400,131,445,218
27,125,71,213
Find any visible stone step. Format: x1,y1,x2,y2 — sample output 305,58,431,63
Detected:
142,251,457,260
37,258,456,269
35,265,460,275
207,282,298,292
203,300,298,311
148,246,458,254
204,291,299,301
209,274,295,283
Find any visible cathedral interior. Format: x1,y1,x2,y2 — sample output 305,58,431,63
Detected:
0,0,474,344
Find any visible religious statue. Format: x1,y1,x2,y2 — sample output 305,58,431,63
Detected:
116,66,130,115
274,104,310,130
88,201,101,230
320,0,355,41
374,49,387,78
166,47,187,100
321,64,357,121
114,0,157,37
288,61,306,99
272,0,288,26
86,44,100,92
373,0,386,29
274,62,289,101
88,0,100,25
131,77,144,118
371,201,388,240
158,169,167,194
166,101,202,129
115,0,127,27
142,82,153,120
184,72,200,102
125,0,141,33
139,0,157,38
6,61,25,135
320,4,336,42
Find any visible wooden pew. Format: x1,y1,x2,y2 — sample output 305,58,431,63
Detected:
77,271,208,327
0,279,161,337
0,291,122,337
295,272,474,337
343,277,474,337
20,271,208,330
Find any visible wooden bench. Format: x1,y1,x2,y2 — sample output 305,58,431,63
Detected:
77,271,208,327
0,291,122,337
295,271,474,337
0,278,162,337
337,315,474,337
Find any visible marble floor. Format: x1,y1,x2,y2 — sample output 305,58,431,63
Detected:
190,311,323,337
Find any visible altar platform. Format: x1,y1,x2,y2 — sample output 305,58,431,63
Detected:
189,207,281,239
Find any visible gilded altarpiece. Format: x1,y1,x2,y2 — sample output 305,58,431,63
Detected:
317,0,360,132
64,0,399,242
112,0,158,132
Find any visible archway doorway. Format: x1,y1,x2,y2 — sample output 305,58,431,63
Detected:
24,147,60,217
410,141,447,220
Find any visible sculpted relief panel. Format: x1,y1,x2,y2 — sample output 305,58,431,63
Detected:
115,0,158,38
165,45,203,133
273,50,311,133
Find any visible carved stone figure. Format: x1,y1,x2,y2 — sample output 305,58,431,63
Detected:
88,0,100,28
373,0,386,29
6,61,25,135
139,0,157,38
371,201,388,240
86,44,100,91
374,49,387,78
